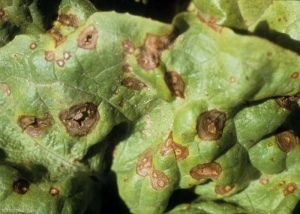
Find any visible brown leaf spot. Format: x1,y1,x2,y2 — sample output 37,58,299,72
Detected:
49,27,67,46
197,13,223,33
260,178,269,185
160,132,189,161
57,14,79,27
77,24,98,50
190,162,222,180
0,9,5,19
122,64,133,72
59,102,100,137
197,110,226,141
136,29,178,71
283,182,297,196
56,59,65,67
160,132,174,156
45,51,55,62
164,71,185,98
18,114,55,137
49,187,60,196
291,72,299,79
172,142,189,161
136,147,155,177
275,130,297,153
149,169,170,190
215,185,234,195
1,82,11,96
121,77,147,90
275,95,299,110
29,42,37,50
13,179,30,194
122,40,135,53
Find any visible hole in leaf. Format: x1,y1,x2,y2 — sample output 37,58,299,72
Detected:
77,24,98,50
18,114,55,137
164,71,185,98
190,162,222,180
13,178,30,194
136,28,178,71
121,77,147,90
59,102,100,137
197,110,226,141
275,130,297,153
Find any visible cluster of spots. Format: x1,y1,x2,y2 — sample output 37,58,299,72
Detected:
197,13,223,33
18,114,55,137
164,71,185,98
44,50,72,67
275,130,297,153
1,82,11,96
275,95,299,110
136,29,178,71
13,178,30,194
29,42,37,50
77,24,98,50
121,77,147,90
59,102,100,137
57,14,79,27
283,182,297,196
49,27,66,46
136,147,170,190
160,132,189,161
215,184,234,195
196,109,226,141
49,187,60,196
190,162,222,180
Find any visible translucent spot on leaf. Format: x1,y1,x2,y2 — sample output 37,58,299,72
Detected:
197,110,226,141
122,64,133,72
291,72,299,79
18,114,55,137
164,71,185,98
57,14,79,27
149,169,169,190
275,130,297,153
49,27,66,46
121,77,147,90
77,24,98,50
136,29,178,70
1,82,11,96
215,185,234,195
122,40,135,53
49,187,60,196
63,52,71,60
136,147,155,177
29,42,37,50
13,179,30,194
283,182,297,196
275,95,299,110
45,51,55,62
190,162,222,180
59,102,100,137
56,59,65,67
